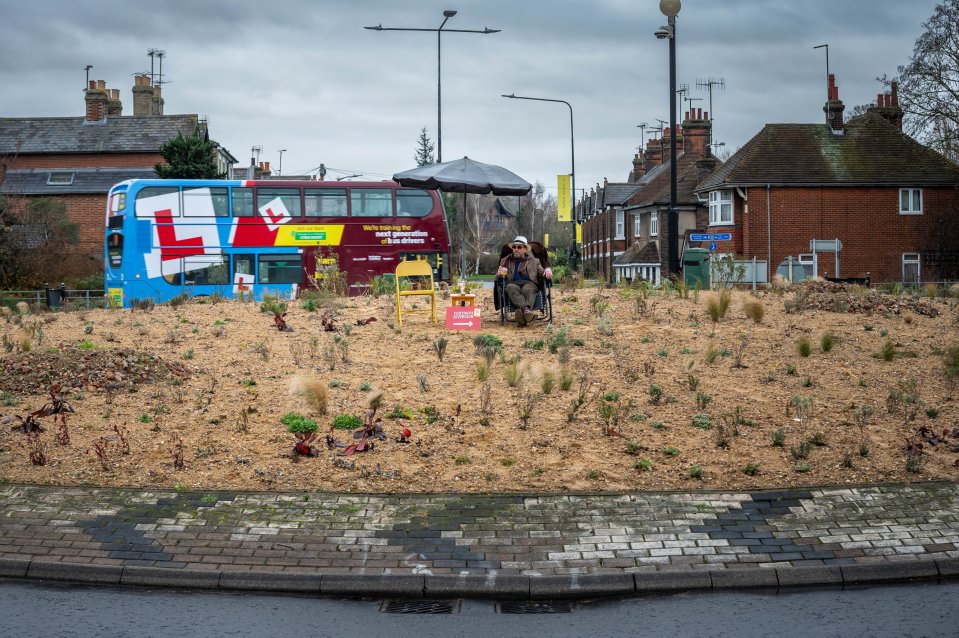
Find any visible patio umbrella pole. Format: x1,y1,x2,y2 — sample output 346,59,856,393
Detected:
460,189,467,279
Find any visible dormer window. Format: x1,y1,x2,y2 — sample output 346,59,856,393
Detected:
708,190,733,225
46,172,74,185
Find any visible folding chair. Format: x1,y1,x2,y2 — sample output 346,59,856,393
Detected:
395,259,436,327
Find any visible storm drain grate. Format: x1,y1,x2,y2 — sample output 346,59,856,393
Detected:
497,600,573,614
380,599,459,614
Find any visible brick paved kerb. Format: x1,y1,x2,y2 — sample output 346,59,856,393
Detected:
1,482,957,599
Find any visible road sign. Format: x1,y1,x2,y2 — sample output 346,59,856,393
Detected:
690,233,711,242
445,306,482,330
709,242,718,251
810,239,841,252
712,233,732,241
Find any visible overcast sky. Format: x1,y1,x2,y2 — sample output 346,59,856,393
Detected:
0,0,941,199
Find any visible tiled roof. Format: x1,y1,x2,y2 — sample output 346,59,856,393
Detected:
613,241,660,266
602,183,642,207
628,153,721,208
0,115,205,155
0,168,156,195
697,111,959,191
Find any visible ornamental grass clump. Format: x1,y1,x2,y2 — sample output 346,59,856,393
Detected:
743,297,765,324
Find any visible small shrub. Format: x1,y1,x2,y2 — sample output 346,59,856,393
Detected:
596,316,614,336
695,391,712,410
942,344,959,380
281,412,319,434
876,339,896,361
664,447,680,456
625,440,643,455
692,413,712,430
687,465,704,480
330,413,363,430
796,463,811,473
635,458,653,471
559,368,574,391
925,407,939,419
808,432,827,447
801,376,813,388
473,334,503,352
741,463,759,476
433,337,449,362
796,336,812,357
820,333,835,353
500,458,515,468
743,298,765,324
790,441,812,460
772,429,785,447
648,384,663,404
785,363,797,375
540,370,556,394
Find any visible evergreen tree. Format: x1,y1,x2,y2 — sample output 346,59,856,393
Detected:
155,128,225,179
414,127,435,166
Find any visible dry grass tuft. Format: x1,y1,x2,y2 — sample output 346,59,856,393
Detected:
289,376,329,415
743,297,765,324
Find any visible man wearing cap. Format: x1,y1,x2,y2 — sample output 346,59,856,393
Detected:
496,236,552,326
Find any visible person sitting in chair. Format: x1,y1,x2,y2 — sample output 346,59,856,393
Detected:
496,235,552,326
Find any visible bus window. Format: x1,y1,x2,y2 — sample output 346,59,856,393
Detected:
258,254,302,284
183,255,229,285
305,188,347,217
396,189,433,217
350,188,393,217
161,259,183,285
233,254,255,277
107,233,123,268
183,187,229,217
257,188,302,217
232,188,254,217
135,186,180,217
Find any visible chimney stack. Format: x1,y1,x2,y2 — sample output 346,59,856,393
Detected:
661,124,684,162
824,74,845,132
872,80,904,131
84,80,109,122
132,74,153,116
106,88,122,117
629,152,646,182
682,108,711,160
645,138,663,168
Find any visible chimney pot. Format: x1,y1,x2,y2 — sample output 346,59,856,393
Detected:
96,80,105,90
891,81,899,105
88,80,96,90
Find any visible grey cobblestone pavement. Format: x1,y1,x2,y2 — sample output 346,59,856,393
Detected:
1,482,957,597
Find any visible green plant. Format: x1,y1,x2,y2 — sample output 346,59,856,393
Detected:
657,348,669,358
635,458,653,471
925,407,939,418
559,368,574,391
786,363,797,375
626,440,643,455
282,412,319,433
796,463,811,473
586,469,601,480
704,342,719,364
524,338,545,350
790,441,812,460
504,360,524,387
139,413,152,424
820,333,835,353
772,429,785,447
183,348,194,360
648,384,663,404
387,405,413,419
473,334,503,352
546,325,569,354
541,370,556,394
695,391,712,410
359,382,372,392
664,447,680,456
741,463,759,476
687,373,700,392
476,360,490,381
692,413,712,430
330,413,363,430
78,339,94,350
808,432,827,447
433,337,449,362
687,465,704,480
801,376,813,388
651,420,667,430
328,379,341,388
796,336,812,357
500,457,515,467
455,455,470,465
596,316,614,336
943,344,959,380
864,323,874,331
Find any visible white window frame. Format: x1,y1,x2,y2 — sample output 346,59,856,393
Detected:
798,253,816,279
899,188,922,215
615,210,625,240
708,189,733,225
633,213,641,237
902,253,920,284
46,171,74,185
650,212,658,237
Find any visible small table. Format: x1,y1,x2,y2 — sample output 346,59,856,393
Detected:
450,293,476,307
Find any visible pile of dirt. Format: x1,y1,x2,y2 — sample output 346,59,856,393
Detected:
0,346,191,395
790,281,940,316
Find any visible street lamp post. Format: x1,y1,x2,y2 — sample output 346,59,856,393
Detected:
366,11,499,164
277,149,286,176
501,93,578,270
656,0,681,277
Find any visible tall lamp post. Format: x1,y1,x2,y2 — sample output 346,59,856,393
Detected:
277,149,286,176
501,93,578,269
655,0,681,276
366,10,499,164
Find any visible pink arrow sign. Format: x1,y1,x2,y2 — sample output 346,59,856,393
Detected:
445,307,482,330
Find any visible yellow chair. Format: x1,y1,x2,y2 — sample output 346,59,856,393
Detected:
395,259,436,327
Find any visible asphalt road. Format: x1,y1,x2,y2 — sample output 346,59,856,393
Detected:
1,579,957,638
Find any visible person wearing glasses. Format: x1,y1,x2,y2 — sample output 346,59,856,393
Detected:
496,235,553,326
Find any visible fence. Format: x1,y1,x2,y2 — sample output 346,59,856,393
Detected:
0,289,106,310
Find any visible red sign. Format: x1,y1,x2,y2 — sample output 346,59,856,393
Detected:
445,307,482,330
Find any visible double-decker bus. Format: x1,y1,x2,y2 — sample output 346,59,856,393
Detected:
104,179,450,307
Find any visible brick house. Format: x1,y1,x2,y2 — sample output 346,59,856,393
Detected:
580,109,720,284
694,76,959,285
0,75,235,271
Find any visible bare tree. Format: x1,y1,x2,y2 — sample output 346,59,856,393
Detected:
883,0,959,161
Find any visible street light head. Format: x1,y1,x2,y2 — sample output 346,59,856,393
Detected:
483,28,501,34
364,24,383,31
501,93,516,98
443,10,457,17
659,0,681,17
654,26,670,39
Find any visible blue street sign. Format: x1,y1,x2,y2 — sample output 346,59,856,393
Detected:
709,242,718,251
690,233,711,241
712,233,732,241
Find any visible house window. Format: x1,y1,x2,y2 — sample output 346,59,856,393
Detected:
899,188,922,215
46,172,74,185
633,214,641,237
615,210,625,239
650,212,658,237
902,253,920,285
708,190,733,225
798,253,815,279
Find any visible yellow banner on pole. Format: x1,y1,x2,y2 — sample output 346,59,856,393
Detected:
557,174,571,222
575,222,582,243
543,233,549,248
